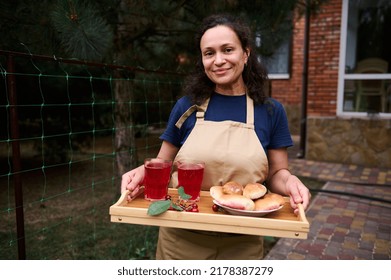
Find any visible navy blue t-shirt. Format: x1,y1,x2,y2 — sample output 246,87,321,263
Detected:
160,92,293,153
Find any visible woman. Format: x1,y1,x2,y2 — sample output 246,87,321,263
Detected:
121,14,311,260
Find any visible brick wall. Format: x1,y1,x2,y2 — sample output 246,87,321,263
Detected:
272,0,391,168
271,15,304,106
271,0,342,117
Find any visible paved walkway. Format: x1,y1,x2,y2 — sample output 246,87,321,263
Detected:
264,157,391,260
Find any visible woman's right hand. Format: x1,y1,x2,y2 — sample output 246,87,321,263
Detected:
121,165,145,200
121,141,179,200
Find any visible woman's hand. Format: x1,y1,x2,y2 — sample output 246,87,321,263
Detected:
284,174,311,215
268,169,311,215
267,148,311,215
120,165,145,201
120,140,179,201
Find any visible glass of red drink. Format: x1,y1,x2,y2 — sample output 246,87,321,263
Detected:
177,159,205,202
143,158,172,201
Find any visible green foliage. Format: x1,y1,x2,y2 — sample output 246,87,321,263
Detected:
147,200,172,216
0,0,327,68
177,186,192,200
147,187,192,216
50,0,114,61
0,0,57,54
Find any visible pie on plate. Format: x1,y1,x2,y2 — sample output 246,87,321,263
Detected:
213,200,283,217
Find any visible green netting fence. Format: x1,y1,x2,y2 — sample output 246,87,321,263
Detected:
0,50,184,259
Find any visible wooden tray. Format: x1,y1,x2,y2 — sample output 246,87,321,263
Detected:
109,188,310,239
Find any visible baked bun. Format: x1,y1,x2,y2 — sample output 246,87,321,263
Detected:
210,186,225,201
243,183,267,200
222,181,243,195
254,192,285,211
210,185,255,211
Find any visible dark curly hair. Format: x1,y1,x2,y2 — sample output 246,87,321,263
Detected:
183,13,269,105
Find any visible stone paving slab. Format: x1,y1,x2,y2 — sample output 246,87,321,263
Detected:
289,159,391,186
264,182,391,260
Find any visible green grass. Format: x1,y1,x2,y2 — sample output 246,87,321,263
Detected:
0,135,161,260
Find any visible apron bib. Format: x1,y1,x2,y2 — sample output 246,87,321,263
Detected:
157,94,269,260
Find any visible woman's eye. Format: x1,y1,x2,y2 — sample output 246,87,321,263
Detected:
204,51,213,56
224,48,233,53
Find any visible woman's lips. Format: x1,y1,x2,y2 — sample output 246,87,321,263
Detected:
213,68,230,75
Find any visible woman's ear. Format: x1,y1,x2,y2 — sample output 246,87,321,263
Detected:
244,48,250,64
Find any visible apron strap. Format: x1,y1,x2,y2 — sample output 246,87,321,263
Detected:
175,96,254,129
175,99,210,129
246,94,254,126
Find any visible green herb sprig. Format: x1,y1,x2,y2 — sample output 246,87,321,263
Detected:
147,187,194,216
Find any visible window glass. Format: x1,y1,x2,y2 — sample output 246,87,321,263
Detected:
346,0,391,72
343,0,391,113
261,38,291,75
255,19,292,76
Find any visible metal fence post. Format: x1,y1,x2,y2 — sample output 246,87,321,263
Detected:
7,54,26,259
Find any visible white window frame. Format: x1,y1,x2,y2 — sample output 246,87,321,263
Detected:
337,0,391,118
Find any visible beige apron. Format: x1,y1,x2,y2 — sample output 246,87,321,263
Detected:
156,94,269,260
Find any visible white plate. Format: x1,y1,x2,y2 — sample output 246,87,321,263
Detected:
213,200,284,217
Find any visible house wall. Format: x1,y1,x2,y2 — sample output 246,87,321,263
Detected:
272,0,341,125
271,0,391,168
270,8,305,135
307,117,391,168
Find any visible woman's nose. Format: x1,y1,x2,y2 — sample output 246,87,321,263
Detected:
214,53,225,65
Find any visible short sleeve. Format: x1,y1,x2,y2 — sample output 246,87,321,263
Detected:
268,100,293,149
159,96,193,147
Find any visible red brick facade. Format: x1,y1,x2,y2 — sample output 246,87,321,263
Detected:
272,0,342,117
270,0,391,168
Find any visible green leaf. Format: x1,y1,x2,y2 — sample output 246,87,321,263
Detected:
178,186,192,200
147,200,171,216
171,203,183,211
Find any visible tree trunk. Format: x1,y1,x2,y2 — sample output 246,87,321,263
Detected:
114,72,138,177
114,0,139,177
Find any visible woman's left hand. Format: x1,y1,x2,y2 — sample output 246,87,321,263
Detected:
285,175,311,215
267,148,311,215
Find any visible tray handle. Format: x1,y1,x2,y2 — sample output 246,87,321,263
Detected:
297,203,308,224
112,190,130,206
113,187,146,206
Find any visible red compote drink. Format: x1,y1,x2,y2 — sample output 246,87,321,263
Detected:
177,161,205,201
144,159,172,201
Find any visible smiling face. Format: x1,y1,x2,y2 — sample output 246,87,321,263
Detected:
200,25,249,95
